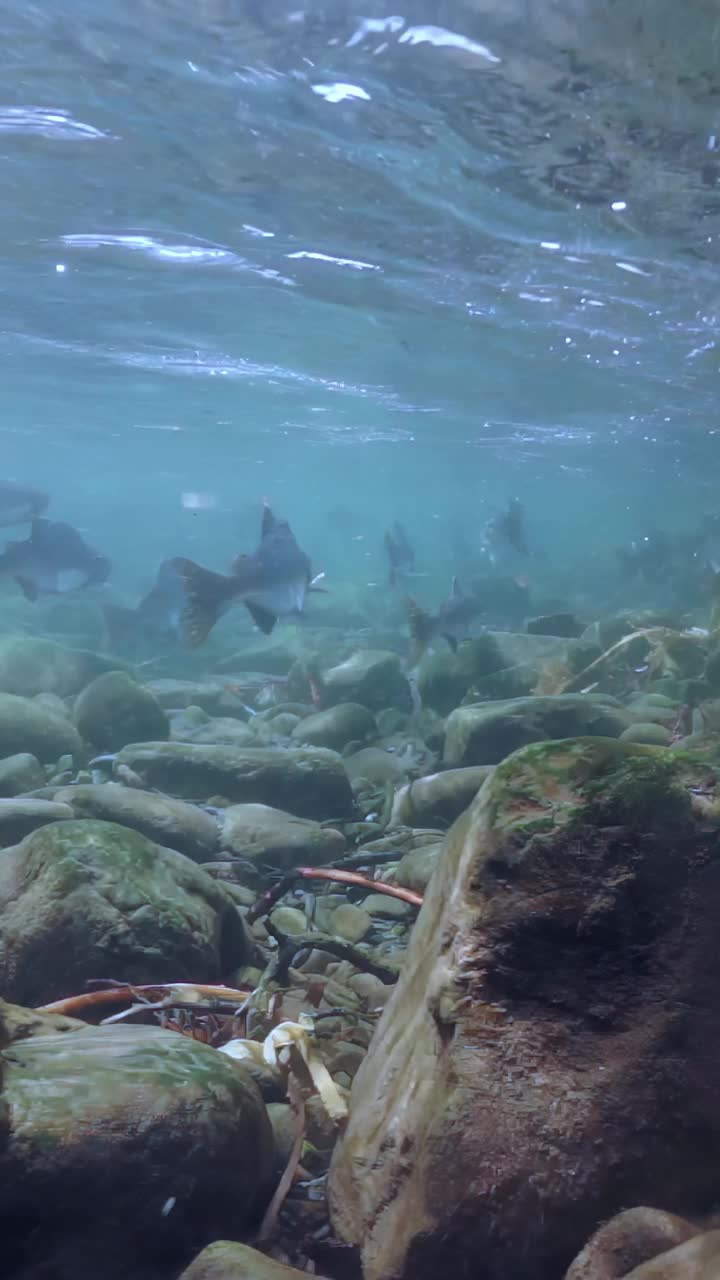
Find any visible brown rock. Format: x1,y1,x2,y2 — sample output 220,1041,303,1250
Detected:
180,1241,330,1280
624,1231,720,1279
329,739,720,1280
565,1209,700,1280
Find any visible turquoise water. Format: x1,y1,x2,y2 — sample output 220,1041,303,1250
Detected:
5,0,720,629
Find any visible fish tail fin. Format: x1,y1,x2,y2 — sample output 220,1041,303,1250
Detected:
406,596,433,663
171,558,237,648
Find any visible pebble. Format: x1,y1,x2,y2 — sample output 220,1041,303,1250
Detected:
348,973,393,1008
331,903,372,943
269,906,308,935
360,893,413,919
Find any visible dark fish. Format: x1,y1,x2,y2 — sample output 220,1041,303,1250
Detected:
384,521,417,587
0,518,111,600
172,503,323,648
406,578,484,663
0,483,49,527
101,559,184,652
483,498,530,562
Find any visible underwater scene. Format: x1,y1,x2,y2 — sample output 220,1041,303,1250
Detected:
3,2,720,1278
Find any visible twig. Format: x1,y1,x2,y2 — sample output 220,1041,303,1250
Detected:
266,922,398,985
246,866,422,924
37,983,252,1018
256,1072,306,1243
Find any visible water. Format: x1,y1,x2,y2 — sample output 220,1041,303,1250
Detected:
4,7,720,1277
4,0,720,618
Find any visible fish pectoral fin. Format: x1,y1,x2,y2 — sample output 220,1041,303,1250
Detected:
171,557,236,649
14,575,38,602
245,601,277,635
443,633,459,653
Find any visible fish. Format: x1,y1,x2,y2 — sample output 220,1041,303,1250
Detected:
0,483,49,527
0,518,111,599
172,503,323,647
384,520,419,587
482,498,530,562
101,559,185,653
405,577,485,662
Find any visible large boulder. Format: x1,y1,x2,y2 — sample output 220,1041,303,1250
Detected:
0,1023,274,1280
0,798,74,847
444,694,629,766
0,752,45,797
291,703,376,752
390,766,493,828
53,784,219,862
114,743,354,819
0,692,82,764
180,1242,330,1280
74,671,169,751
0,634,123,698
320,651,412,712
0,820,248,1005
329,739,720,1280
219,803,345,868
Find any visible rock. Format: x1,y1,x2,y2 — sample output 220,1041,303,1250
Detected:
0,820,248,1005
565,1208,700,1280
221,803,345,868
0,1024,273,1279
292,702,376,751
0,995,86,1042
115,743,354,819
0,692,82,764
623,1233,720,1279
266,1101,297,1180
390,767,493,827
332,903,372,943
180,1241,328,1280
348,973,393,1009
0,798,74,846
395,843,442,892
0,634,124,698
266,712,301,736
344,747,412,787
359,893,412,919
54,783,219,862
145,678,228,715
321,651,412,712
0,752,45,797
443,694,629,767
172,716,256,747
74,671,169,751
620,722,672,746
330,739,720,1280
526,612,584,638
214,644,296,675
269,905,307,935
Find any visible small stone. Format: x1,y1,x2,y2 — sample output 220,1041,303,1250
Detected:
332,903,372,943
326,1041,366,1079
74,671,169,752
348,973,393,1008
360,893,413,919
269,906,307,935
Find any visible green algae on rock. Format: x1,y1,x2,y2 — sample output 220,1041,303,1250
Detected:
291,701,376,751
0,1024,273,1280
0,634,127,698
329,738,720,1280
219,802,345,867
74,670,169,751
443,693,629,766
53,783,219,862
114,742,354,818
0,798,74,847
0,692,83,763
0,819,248,1005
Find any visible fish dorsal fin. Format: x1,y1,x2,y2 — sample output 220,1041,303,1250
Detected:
261,504,277,539
451,576,463,598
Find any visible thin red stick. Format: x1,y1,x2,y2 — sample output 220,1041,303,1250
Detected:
295,866,423,907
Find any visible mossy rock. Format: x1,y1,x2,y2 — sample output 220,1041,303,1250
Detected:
0,634,127,698
0,1024,273,1279
444,694,629,767
620,722,672,746
0,693,82,764
74,670,169,751
0,819,248,1005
